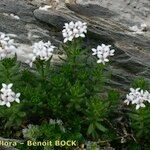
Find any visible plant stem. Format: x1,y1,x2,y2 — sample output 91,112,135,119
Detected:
6,67,10,82
41,61,44,80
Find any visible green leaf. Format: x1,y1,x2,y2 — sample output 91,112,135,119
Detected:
132,77,150,90
95,122,107,132
87,123,94,135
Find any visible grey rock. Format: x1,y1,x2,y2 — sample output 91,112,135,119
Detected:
66,3,115,18
0,0,63,62
34,9,69,29
76,0,150,27
33,3,150,91
0,0,150,91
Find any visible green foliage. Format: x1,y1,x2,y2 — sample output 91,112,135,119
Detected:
0,39,149,150
127,107,150,149
132,77,150,90
0,55,20,83
22,124,41,141
127,78,150,149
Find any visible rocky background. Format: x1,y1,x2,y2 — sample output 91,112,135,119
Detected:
0,0,150,148
0,0,149,92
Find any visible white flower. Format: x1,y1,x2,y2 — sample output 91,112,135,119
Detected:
39,5,52,11
1,83,13,93
97,53,109,64
62,21,87,43
0,83,21,107
92,44,115,65
124,94,133,105
143,90,150,103
124,88,150,110
14,93,21,103
26,41,55,67
0,99,11,107
135,101,145,110
0,32,17,59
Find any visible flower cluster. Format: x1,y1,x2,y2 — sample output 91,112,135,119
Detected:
62,21,87,43
0,83,21,107
124,88,150,110
0,33,17,60
26,41,55,67
91,44,115,65
129,23,147,34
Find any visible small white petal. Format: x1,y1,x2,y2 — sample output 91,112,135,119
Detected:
2,83,6,88
8,83,13,88
6,102,11,107
15,98,20,103
16,93,21,97
136,104,140,110
64,38,68,43
140,103,145,108
0,101,5,106
104,58,109,62
97,59,102,63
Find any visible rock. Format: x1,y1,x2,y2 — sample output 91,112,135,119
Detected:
34,9,70,29
33,3,150,91
0,0,150,92
75,0,150,27
66,3,115,18
0,0,64,63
